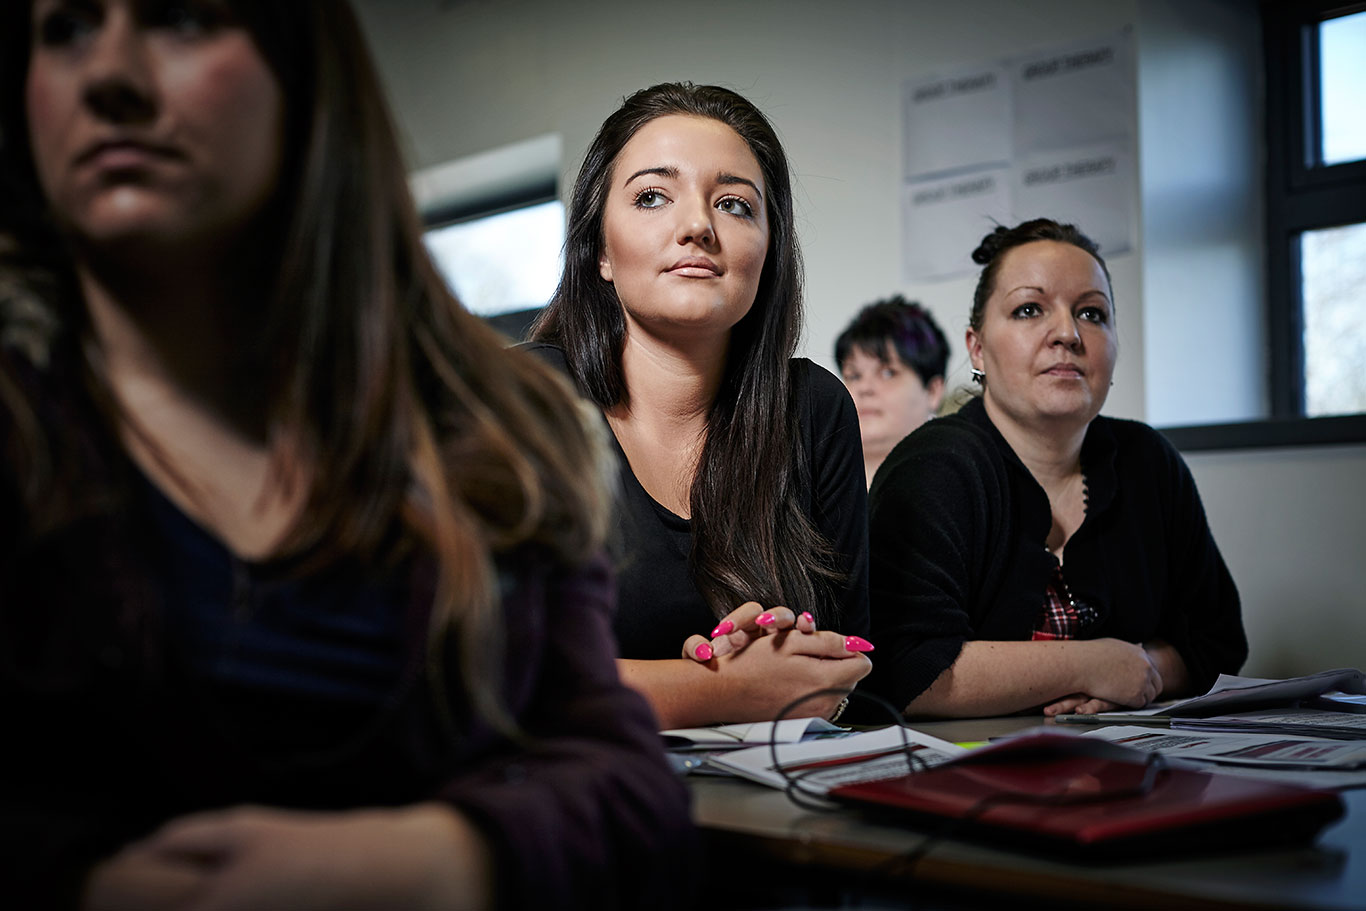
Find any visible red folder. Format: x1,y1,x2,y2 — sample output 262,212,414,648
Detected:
829,733,1344,859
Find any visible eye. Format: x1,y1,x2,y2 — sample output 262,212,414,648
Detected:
1078,305,1110,324
1010,302,1042,319
716,195,754,218
35,5,98,47
149,0,230,36
632,188,668,209
880,366,899,380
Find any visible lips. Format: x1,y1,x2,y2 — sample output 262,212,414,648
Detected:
1042,362,1085,377
667,256,721,276
75,138,182,170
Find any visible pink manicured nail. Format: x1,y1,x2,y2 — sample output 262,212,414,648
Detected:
844,635,875,652
755,612,776,627
695,643,713,661
800,612,814,625
710,620,734,637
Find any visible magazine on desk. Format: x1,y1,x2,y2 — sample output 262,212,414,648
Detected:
705,725,967,795
1080,724,1366,788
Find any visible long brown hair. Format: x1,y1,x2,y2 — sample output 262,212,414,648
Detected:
0,0,610,731
532,83,842,624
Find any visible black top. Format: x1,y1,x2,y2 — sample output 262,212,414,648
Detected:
866,396,1246,711
524,343,870,659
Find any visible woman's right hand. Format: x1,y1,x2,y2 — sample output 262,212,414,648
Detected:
681,601,824,662
1067,638,1163,710
699,627,872,721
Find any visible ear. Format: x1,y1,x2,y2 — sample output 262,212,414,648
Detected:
598,249,614,283
926,375,945,412
965,327,983,371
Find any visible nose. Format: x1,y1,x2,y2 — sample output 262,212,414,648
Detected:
675,195,715,248
81,12,158,125
1048,310,1082,349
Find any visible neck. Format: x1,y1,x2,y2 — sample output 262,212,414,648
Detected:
982,393,1087,487
610,322,729,432
76,254,268,441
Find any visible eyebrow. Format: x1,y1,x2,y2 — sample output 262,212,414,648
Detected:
1006,284,1111,302
622,166,764,202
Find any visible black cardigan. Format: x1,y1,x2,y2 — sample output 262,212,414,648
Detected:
867,396,1246,711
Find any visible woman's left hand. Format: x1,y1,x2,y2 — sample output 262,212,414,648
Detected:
1042,694,1121,716
82,804,491,911
681,601,817,662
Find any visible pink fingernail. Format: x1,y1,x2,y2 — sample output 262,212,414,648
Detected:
800,612,814,625
755,612,776,627
844,635,875,652
710,620,734,637
695,643,713,661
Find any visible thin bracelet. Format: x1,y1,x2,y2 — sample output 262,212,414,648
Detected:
829,696,851,724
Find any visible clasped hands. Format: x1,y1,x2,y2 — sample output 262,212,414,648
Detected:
678,601,874,721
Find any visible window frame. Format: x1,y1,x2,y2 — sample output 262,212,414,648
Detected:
1254,0,1366,436
421,186,561,343
1165,2,1366,451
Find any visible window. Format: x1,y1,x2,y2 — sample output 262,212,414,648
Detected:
423,199,564,339
409,135,563,342
1264,2,1366,423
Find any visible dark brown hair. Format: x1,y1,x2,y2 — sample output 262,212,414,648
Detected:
532,82,842,623
834,295,949,388
969,218,1112,331
0,0,610,730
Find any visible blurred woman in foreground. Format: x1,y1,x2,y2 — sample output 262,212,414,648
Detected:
0,1,691,906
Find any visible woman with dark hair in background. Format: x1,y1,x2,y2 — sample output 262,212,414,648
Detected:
867,219,1245,719
835,295,949,487
530,83,872,729
1,1,690,907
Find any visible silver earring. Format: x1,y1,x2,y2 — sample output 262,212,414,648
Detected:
970,368,985,384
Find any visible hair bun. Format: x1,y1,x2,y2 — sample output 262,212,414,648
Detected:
971,226,1012,266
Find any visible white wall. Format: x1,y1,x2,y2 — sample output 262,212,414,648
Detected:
355,0,1366,677
1188,445,1366,676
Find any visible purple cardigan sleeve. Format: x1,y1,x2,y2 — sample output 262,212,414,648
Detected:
434,556,697,910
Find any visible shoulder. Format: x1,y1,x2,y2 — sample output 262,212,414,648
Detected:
790,358,857,426
1093,414,1187,476
516,340,570,375
871,400,1008,509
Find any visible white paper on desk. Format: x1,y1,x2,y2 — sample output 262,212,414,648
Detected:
662,717,843,748
1083,725,1366,769
706,726,966,795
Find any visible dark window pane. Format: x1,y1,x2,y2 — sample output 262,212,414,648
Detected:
1320,11,1366,166
1301,221,1366,417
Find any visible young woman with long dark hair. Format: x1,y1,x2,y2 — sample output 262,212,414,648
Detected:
531,83,873,728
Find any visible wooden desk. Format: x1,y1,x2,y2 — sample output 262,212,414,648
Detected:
690,717,1366,910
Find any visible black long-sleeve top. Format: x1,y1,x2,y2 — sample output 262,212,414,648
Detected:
524,343,870,658
867,396,1246,711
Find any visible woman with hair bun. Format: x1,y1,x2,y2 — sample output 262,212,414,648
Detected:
866,218,1246,718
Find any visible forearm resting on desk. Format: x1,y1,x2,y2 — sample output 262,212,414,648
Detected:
904,638,1163,718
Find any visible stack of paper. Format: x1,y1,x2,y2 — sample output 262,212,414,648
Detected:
704,725,966,795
